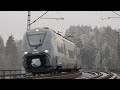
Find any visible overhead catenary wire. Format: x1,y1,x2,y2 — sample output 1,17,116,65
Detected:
30,11,49,25
102,17,120,20
55,19,65,33
112,11,120,17
54,11,65,34
56,11,65,28
98,11,120,69
39,18,64,20
56,11,64,19
111,11,120,69
97,11,120,45
94,12,119,45
93,11,120,47
94,11,120,69
101,11,120,20
28,11,65,35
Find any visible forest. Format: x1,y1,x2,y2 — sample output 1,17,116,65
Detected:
0,35,22,70
65,25,120,72
0,25,120,73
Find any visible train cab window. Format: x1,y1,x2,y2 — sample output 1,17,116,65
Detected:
68,50,74,59
28,34,45,46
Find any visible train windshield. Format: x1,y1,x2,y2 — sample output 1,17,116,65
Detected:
28,34,45,46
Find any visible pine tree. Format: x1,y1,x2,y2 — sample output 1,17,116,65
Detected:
0,35,5,55
65,25,120,71
94,51,101,70
117,32,120,69
102,42,111,70
0,35,5,69
5,35,18,69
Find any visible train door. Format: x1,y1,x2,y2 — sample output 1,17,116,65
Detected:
62,39,68,68
74,46,78,68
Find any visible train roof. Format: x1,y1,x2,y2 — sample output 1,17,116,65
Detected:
26,27,51,33
52,30,76,46
26,27,79,48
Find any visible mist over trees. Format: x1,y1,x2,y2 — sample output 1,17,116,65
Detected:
65,25,120,71
0,35,5,69
0,25,120,72
0,35,22,70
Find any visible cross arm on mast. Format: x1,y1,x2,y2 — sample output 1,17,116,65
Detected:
30,11,49,25
112,11,120,17
40,18,64,20
27,11,64,31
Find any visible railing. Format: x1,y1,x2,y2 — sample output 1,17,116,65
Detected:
0,70,26,79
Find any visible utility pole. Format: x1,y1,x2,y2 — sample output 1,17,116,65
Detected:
27,11,31,31
100,11,120,70
27,11,64,31
117,32,120,69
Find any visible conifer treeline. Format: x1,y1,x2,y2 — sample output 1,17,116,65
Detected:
1,25,120,73
0,35,22,70
65,25,120,72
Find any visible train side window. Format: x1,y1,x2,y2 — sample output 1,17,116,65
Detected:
74,49,77,56
74,46,78,57
68,50,74,59
57,42,64,54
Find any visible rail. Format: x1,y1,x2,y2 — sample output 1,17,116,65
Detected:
0,69,117,79
0,70,26,79
98,72,113,79
89,71,117,79
17,71,82,79
81,70,117,79
89,71,103,79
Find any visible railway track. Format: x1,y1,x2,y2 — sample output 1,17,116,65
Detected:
80,70,118,79
75,70,102,79
0,69,118,79
17,71,82,79
0,70,82,79
96,72,117,79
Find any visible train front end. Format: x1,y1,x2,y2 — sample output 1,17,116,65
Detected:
22,28,53,74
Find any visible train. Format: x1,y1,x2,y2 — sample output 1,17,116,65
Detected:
22,27,81,75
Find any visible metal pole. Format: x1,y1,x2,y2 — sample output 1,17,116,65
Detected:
118,32,120,69
30,11,49,26
27,11,31,31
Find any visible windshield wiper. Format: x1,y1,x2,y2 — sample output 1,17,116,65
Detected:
35,44,41,49
34,38,42,49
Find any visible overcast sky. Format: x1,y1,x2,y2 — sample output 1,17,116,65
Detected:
0,11,120,42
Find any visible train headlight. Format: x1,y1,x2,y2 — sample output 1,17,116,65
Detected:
36,29,39,32
44,50,49,53
24,52,28,54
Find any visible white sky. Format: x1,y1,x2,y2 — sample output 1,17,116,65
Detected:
0,11,120,42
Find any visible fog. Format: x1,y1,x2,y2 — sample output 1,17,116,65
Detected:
0,11,120,42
